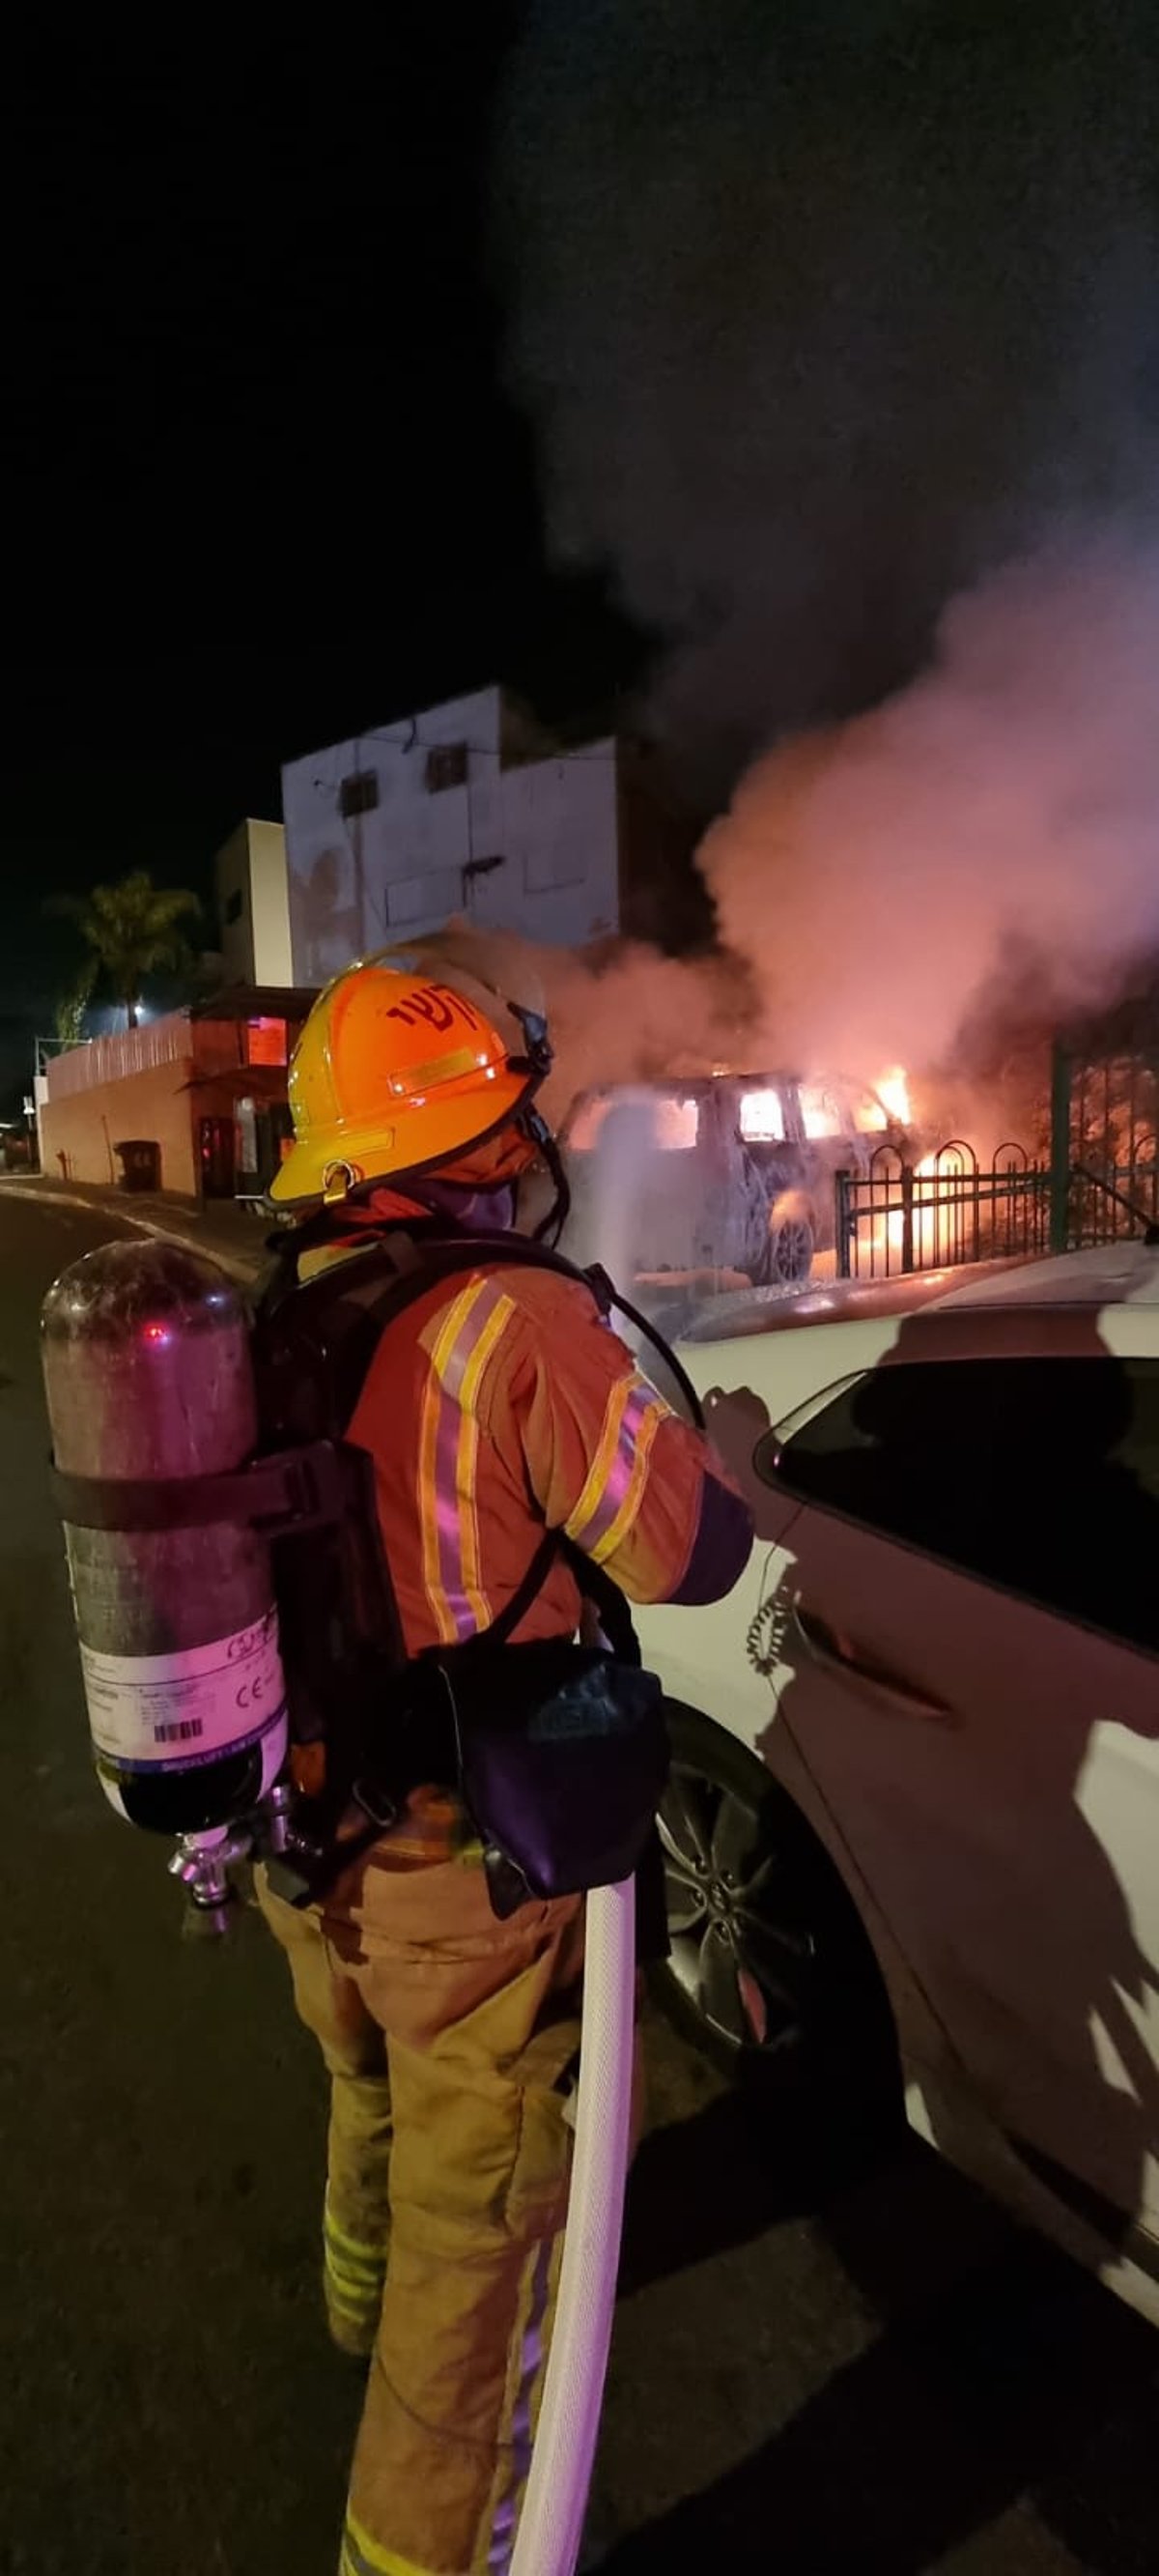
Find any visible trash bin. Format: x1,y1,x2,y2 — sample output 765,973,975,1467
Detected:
114,1139,160,1193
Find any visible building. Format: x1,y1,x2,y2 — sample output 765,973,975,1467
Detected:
280,684,694,986
40,987,315,1200
215,817,294,985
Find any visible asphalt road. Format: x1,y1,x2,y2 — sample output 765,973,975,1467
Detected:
2,1188,1156,2576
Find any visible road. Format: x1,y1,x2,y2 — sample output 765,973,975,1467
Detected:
2,1188,1156,2576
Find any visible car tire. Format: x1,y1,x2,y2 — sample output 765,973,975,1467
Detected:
652,1702,902,2174
757,1204,815,1287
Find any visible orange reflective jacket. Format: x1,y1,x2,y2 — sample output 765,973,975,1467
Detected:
346,1259,733,1656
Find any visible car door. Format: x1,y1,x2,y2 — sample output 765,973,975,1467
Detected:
754,1350,1159,2252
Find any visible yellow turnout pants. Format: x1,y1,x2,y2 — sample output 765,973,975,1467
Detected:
257,1846,585,2576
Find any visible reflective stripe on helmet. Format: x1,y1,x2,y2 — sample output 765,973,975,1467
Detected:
418,1276,518,1643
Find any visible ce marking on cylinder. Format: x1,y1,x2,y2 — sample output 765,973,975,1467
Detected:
235,1670,269,1711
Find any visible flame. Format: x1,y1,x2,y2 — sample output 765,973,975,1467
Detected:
886,1150,949,1259
873,1066,913,1128
739,1087,787,1141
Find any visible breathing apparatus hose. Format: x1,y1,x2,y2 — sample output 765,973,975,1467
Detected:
510,1875,636,2576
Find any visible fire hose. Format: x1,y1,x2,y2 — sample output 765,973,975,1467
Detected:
511,1875,636,2576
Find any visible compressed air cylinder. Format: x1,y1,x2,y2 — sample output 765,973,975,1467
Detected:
42,1239,287,1836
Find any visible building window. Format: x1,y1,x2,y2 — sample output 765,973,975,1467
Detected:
425,743,468,793
224,887,244,926
340,770,379,818
246,1016,287,1066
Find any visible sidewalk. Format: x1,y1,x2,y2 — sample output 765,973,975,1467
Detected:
0,1173,271,1280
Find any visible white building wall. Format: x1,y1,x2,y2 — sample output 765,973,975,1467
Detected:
280,688,620,987
215,819,293,985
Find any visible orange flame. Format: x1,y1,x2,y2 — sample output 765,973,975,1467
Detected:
873,1066,913,1128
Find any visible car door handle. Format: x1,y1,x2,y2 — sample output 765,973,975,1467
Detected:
791,1605,955,1723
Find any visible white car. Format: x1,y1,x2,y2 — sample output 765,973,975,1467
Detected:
635,1244,1159,2326
562,1069,902,1296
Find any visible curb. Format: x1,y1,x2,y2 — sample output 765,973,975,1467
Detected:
0,1181,263,1283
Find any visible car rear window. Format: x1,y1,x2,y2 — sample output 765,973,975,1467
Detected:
761,1356,1159,1652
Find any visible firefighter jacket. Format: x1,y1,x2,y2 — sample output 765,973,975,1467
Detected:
346,1252,752,1657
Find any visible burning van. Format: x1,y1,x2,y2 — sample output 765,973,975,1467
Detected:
562,1070,909,1296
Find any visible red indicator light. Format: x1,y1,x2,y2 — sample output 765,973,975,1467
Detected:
142,1322,167,1345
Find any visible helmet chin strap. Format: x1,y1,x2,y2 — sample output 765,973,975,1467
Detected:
522,1109,571,1248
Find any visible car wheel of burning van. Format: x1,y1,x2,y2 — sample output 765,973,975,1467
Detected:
758,1198,815,1287
654,1703,901,2174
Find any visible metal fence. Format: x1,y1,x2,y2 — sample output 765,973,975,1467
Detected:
1070,1144,1158,1248
835,1142,1051,1280
834,1138,1157,1282
837,999,1159,1282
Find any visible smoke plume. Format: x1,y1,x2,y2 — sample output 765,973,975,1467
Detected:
496,1,1158,789
697,525,1159,1083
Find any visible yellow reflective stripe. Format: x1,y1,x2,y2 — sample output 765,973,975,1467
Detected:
589,1393,664,1565
564,1369,637,1542
418,1281,487,1641
417,1276,516,1643
324,2204,387,2267
418,1280,488,1643
454,1290,513,1627
564,1370,670,1561
341,2505,434,2575
326,2282,382,2326
417,1363,450,1640
323,2267,386,2307
431,1275,487,1380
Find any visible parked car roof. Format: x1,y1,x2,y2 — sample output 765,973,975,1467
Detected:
678,1257,1035,1345
679,1245,1159,1349
938,1242,1159,1312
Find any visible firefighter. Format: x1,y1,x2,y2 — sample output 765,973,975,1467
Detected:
255,948,753,2576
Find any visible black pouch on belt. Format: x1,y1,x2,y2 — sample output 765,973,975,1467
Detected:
435,1637,670,1921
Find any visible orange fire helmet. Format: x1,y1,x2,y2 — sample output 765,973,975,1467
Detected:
269,948,551,1208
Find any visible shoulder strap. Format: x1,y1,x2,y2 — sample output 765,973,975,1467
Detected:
261,1225,704,1432
256,1222,682,1677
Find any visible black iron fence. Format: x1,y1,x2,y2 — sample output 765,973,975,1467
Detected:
1071,1145,1158,1248
835,1139,1157,1282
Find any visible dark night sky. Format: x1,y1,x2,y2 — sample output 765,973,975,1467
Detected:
4,14,648,1108
5,7,1156,1113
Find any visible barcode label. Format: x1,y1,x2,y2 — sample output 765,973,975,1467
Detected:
152,1718,206,1745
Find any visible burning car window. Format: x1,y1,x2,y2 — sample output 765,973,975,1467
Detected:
567,1096,608,1152
655,1096,699,1149
739,1087,787,1142
800,1083,845,1140
566,1090,699,1152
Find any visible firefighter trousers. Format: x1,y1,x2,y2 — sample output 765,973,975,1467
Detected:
256,1847,586,2576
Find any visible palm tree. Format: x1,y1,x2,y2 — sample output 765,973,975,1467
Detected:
50,872,202,1028
53,967,97,1046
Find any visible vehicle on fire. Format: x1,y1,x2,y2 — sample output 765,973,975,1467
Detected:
561,1070,908,1296
634,1244,1159,2329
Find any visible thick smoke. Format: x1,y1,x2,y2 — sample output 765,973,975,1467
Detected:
697,526,1159,1085
496,0,1158,789
425,924,756,1120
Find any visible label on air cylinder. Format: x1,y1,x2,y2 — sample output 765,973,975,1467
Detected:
79,1609,286,1772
